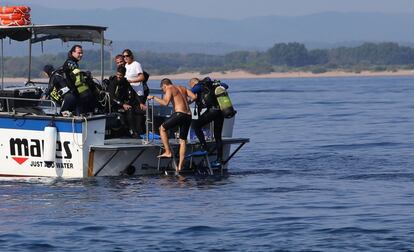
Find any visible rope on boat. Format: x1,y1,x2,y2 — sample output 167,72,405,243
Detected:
97,91,111,113
72,115,88,148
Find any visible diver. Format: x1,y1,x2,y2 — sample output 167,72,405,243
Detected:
188,77,230,167
62,44,96,115
43,64,78,115
107,65,146,138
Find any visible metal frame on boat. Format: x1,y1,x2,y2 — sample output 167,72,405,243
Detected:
0,24,249,178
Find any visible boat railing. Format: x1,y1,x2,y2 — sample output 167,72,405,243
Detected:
142,90,175,144
25,80,49,86
143,98,155,144
0,96,58,115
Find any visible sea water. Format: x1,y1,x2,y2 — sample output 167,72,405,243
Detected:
1,76,414,251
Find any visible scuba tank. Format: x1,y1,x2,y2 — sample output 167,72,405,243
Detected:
215,86,236,118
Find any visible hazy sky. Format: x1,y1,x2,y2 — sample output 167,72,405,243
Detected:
6,0,414,19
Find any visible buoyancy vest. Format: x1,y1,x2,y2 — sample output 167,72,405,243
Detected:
48,69,69,104
108,75,136,106
49,88,61,104
196,77,219,109
195,77,236,118
72,68,90,95
63,58,90,96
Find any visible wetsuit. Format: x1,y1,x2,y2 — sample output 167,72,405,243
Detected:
107,75,146,136
162,112,192,140
62,57,95,115
191,81,229,162
46,69,78,113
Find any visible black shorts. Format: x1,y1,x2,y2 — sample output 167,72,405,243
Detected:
162,112,192,140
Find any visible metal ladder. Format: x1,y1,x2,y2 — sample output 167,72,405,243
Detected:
146,98,178,174
186,148,213,175
143,98,155,144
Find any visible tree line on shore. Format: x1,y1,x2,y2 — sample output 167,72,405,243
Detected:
2,42,414,77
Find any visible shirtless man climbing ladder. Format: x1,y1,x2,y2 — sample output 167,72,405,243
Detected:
147,78,196,172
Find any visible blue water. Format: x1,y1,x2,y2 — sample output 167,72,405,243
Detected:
1,76,414,251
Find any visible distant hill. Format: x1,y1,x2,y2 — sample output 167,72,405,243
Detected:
5,5,414,55
3,40,259,57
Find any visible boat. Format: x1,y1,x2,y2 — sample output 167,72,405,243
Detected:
0,24,249,178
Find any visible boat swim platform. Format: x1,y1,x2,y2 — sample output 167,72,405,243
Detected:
88,137,249,175
93,137,249,151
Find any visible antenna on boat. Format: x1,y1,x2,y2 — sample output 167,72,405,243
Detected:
28,28,32,83
100,30,104,82
109,46,113,74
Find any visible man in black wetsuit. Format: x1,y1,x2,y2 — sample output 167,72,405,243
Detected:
188,77,229,167
107,65,146,137
43,64,78,115
62,45,96,115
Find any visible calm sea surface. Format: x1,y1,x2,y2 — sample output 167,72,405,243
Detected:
1,77,414,251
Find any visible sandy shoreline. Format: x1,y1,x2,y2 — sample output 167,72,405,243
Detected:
2,70,414,84
150,70,414,80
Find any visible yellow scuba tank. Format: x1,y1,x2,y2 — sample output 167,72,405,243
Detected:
215,86,236,118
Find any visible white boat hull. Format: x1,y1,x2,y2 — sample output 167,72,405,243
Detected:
0,114,105,178
0,113,248,178
89,138,236,176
